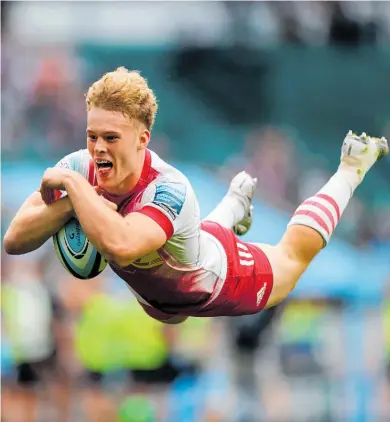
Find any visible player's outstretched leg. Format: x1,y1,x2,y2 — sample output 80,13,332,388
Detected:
257,131,388,307
205,171,257,236
288,131,388,248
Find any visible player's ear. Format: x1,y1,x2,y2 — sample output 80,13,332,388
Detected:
137,128,150,151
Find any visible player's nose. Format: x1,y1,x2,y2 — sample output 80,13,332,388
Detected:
94,137,107,154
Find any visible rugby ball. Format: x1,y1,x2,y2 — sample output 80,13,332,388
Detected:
53,218,107,279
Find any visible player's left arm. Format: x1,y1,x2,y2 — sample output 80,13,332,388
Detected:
56,171,168,266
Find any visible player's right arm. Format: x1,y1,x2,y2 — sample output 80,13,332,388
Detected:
4,193,74,255
4,150,91,255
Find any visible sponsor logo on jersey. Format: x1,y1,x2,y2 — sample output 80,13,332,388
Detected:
153,183,186,220
131,251,164,269
154,202,176,220
58,160,70,169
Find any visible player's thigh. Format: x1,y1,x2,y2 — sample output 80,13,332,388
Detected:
250,243,309,308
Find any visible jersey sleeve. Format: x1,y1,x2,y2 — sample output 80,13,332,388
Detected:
136,180,189,240
54,149,93,181
43,150,93,202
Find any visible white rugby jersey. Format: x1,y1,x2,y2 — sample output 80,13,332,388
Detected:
55,149,228,310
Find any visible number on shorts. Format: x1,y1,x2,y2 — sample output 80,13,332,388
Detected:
237,242,254,266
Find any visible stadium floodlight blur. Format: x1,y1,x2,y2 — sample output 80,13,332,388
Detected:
2,2,390,422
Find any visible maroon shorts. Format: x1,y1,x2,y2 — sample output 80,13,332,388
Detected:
139,221,274,320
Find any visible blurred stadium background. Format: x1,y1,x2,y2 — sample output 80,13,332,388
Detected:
1,1,390,421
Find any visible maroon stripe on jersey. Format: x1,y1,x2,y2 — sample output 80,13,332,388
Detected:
293,210,330,235
88,160,96,185
140,149,152,184
137,205,174,239
302,199,336,231
316,194,341,220
131,149,160,195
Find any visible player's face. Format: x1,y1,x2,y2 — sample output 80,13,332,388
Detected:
87,108,150,194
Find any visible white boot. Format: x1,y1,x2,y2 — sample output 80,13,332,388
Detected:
228,171,257,236
339,130,388,183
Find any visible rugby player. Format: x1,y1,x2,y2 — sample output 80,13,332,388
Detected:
4,67,388,324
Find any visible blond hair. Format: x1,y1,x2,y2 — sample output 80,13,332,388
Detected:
85,67,158,130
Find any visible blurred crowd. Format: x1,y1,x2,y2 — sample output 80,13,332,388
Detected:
3,1,389,47
1,250,229,422
2,248,390,422
222,1,390,46
1,43,86,160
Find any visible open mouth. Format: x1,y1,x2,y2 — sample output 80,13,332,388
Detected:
95,159,113,176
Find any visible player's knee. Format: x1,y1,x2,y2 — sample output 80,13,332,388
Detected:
148,314,188,324
140,302,188,324
280,225,323,265
160,316,188,325
261,243,308,308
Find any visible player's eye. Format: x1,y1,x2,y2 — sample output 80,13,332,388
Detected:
88,135,97,141
105,135,118,142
